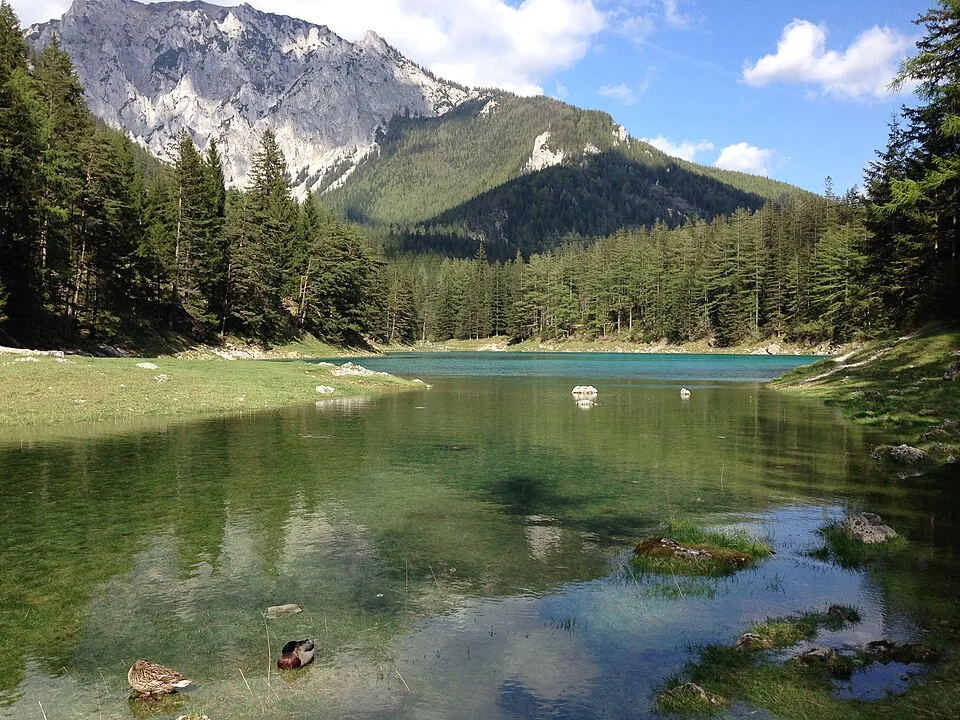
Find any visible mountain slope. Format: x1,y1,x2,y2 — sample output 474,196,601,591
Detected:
26,0,812,257
26,0,473,195
324,93,810,257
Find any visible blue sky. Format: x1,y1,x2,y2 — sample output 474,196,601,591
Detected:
12,0,933,194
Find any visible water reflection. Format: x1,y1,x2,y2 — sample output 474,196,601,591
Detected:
0,360,956,717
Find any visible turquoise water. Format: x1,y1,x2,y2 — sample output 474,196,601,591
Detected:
331,351,818,381
0,353,954,719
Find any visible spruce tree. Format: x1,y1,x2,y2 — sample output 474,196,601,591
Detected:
0,3,43,335
865,0,960,324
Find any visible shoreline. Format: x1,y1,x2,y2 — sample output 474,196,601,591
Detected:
0,351,421,436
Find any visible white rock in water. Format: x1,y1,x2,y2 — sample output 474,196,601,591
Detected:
572,385,598,395
680,387,691,397
265,603,304,619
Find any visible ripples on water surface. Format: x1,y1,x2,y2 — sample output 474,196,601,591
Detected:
0,352,956,719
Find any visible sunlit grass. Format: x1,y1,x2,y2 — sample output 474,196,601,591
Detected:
0,354,417,430
631,521,773,577
771,327,960,447
809,521,909,569
746,605,861,650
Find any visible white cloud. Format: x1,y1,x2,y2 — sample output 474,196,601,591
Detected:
662,0,694,29
11,0,609,96
743,19,913,100
714,142,775,175
607,0,697,44
641,136,714,162
599,83,638,104
234,0,607,95
8,0,70,27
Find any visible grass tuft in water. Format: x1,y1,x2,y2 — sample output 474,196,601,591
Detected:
632,521,773,577
656,676,730,716
740,605,861,651
810,521,909,569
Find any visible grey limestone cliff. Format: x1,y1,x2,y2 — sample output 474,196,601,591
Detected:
27,0,475,195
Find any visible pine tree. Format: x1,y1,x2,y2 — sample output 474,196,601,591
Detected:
224,131,294,340
0,3,43,335
866,1,960,324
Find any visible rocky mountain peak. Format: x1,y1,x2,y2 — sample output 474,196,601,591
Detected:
27,0,476,196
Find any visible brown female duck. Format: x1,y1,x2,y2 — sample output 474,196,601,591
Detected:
127,659,192,698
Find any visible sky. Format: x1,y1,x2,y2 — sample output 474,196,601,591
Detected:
10,0,934,195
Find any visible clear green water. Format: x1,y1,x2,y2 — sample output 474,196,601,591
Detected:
1,353,957,718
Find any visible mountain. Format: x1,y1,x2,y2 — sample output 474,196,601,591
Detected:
26,0,474,195
324,93,809,258
26,0,810,257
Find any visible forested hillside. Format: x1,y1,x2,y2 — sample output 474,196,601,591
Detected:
0,7,383,350
325,93,809,259
378,194,872,346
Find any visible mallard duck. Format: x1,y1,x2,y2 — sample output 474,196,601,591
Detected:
127,659,192,698
277,639,315,670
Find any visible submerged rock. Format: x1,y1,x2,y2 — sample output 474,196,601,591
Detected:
633,536,752,569
789,647,854,678
265,603,304,619
944,361,960,381
659,682,728,708
734,632,774,651
840,513,898,544
865,640,943,664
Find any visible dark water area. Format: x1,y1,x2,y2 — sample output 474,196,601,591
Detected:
1,353,957,718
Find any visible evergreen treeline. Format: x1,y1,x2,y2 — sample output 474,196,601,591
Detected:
862,1,960,326
0,5,383,348
374,195,873,346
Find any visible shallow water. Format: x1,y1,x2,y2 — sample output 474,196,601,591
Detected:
1,353,957,718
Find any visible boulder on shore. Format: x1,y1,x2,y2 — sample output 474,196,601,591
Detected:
840,513,898,544
891,444,927,463
873,444,927,463
944,361,960,381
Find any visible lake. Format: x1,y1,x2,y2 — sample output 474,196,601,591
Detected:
1,352,956,719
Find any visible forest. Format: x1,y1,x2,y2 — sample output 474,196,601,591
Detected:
0,2,957,352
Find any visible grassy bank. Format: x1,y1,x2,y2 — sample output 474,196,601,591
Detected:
771,327,960,450
0,350,418,431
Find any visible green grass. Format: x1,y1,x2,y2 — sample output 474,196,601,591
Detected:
657,678,730,715
658,601,959,720
746,605,861,650
771,327,960,449
631,521,773,577
0,353,417,433
810,521,909,569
